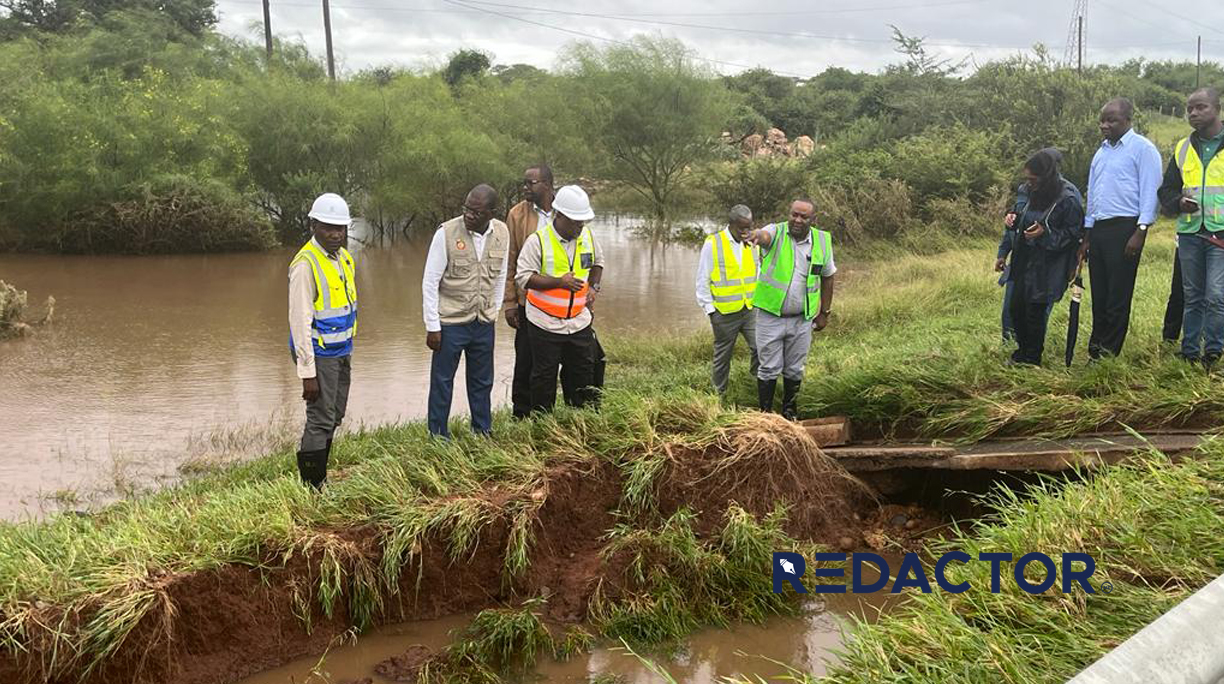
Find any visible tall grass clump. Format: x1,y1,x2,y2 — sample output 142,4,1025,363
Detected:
823,441,1224,683
589,505,812,645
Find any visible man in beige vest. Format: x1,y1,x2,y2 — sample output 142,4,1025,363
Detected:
422,184,509,438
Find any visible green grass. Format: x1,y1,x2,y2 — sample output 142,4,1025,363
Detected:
0,389,819,681
5,223,1224,682
612,224,1224,442
818,441,1224,683
589,505,811,645
1142,113,1190,154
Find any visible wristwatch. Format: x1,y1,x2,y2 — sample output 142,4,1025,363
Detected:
819,308,832,316
1138,224,1149,232
591,282,602,292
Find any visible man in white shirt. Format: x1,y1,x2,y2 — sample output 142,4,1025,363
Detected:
421,185,509,438
695,205,759,395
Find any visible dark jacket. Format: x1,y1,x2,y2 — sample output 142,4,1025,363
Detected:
1005,178,1085,304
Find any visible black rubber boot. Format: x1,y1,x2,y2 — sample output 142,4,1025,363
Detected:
296,448,328,490
781,378,802,421
757,378,777,412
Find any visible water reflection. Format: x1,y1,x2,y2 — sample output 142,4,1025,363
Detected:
0,216,710,518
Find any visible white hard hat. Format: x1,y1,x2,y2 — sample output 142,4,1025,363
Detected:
553,185,595,221
308,193,352,226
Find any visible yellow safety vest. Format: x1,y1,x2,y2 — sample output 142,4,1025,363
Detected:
706,229,757,314
1175,135,1224,234
526,223,594,319
290,239,357,356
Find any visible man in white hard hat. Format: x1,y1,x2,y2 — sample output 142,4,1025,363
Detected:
515,185,604,412
289,192,357,488
421,184,509,438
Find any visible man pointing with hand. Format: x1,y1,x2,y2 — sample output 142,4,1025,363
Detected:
745,197,835,420
516,185,604,413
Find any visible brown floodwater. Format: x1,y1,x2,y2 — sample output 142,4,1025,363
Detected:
239,586,900,684
0,217,709,519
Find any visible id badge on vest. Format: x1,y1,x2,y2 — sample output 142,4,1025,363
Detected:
580,253,593,270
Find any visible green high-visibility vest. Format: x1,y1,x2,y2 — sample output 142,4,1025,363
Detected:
1175,135,1224,233
754,222,831,320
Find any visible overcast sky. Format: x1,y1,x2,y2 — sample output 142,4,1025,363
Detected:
214,0,1221,78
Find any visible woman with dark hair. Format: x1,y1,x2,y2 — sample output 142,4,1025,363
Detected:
1004,149,1085,366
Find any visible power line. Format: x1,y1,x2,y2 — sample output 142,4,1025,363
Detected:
602,0,994,17
435,0,812,77
447,0,1031,49
218,0,995,17
222,0,1207,65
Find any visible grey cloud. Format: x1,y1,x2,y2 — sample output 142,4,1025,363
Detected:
216,0,1220,77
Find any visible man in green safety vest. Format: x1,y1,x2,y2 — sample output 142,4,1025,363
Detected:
695,204,759,395
746,198,836,420
1158,87,1224,368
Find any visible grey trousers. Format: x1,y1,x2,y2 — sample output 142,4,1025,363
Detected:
300,355,351,451
755,311,812,382
709,308,759,394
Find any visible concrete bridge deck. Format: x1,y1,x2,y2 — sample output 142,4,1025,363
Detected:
803,419,1213,472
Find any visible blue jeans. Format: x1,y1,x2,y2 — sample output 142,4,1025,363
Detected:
1179,234,1224,360
428,321,495,438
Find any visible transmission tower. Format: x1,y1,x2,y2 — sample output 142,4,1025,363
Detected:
1063,0,1087,71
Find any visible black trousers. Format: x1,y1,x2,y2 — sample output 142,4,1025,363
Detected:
511,306,533,418
527,320,597,412
1010,294,1052,365
1162,247,1184,343
1088,217,1142,358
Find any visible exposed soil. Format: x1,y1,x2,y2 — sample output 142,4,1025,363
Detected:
0,414,935,684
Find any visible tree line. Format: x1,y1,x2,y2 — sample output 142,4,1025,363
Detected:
0,1,1219,253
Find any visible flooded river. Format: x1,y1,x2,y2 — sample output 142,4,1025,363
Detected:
0,217,708,518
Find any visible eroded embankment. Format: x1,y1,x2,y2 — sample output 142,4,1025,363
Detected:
0,409,914,684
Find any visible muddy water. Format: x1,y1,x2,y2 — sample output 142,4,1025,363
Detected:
0,217,708,518
240,590,898,684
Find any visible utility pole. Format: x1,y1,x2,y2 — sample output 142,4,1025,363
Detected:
1077,15,1084,74
322,0,336,81
1197,36,1203,89
262,0,273,64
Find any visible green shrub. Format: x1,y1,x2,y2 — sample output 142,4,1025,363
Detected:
810,178,918,245
59,175,275,254
705,157,808,223
885,124,1013,201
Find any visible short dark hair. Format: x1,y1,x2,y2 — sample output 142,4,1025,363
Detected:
791,196,816,213
1191,87,1221,108
1105,97,1135,121
527,164,554,186
467,183,499,210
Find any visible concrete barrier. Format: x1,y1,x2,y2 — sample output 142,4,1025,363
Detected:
1067,571,1224,684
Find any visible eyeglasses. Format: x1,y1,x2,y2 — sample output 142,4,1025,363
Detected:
522,179,546,187
463,205,492,218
